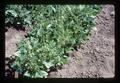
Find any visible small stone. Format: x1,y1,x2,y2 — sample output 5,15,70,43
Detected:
105,17,109,20
15,72,19,78
93,27,97,31
5,66,9,70
110,11,115,17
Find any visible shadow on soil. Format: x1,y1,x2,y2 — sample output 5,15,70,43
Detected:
5,56,23,78
5,22,26,32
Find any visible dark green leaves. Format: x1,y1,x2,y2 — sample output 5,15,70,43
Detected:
11,5,102,78
35,71,48,78
5,5,33,28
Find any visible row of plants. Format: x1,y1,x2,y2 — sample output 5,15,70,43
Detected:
5,5,102,78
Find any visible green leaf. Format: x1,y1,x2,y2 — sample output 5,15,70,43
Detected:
24,16,31,25
51,6,56,13
67,5,71,12
24,11,31,15
37,28,44,37
11,61,22,73
43,61,54,69
6,10,17,17
35,71,48,78
79,5,85,10
35,72,42,78
46,24,52,28
24,71,31,77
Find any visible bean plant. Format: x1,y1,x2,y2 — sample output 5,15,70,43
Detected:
6,5,102,78
5,5,34,28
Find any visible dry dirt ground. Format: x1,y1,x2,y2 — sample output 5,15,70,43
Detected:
5,5,115,78
5,28,27,58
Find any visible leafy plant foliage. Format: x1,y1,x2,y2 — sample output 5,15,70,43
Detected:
8,5,102,78
5,5,34,28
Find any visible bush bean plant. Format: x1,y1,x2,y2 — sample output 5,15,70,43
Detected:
5,5,102,78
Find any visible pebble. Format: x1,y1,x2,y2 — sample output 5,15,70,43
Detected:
110,11,115,15
92,27,97,31
110,11,115,17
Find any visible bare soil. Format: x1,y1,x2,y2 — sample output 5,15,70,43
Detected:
5,5,115,78
48,5,115,78
5,28,27,58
